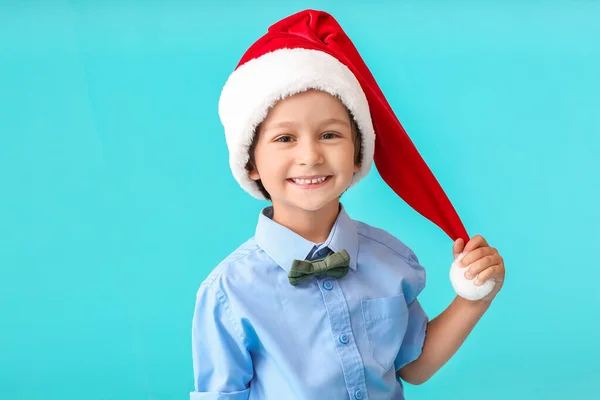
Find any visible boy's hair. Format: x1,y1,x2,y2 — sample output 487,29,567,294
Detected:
245,107,363,201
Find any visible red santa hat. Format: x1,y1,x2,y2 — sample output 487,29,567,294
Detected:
218,9,469,243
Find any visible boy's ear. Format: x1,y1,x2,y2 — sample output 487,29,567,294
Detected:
248,169,260,181
353,162,360,173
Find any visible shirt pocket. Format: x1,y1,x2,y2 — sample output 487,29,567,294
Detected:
361,295,409,371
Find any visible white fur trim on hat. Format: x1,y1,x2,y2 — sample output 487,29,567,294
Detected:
218,48,376,200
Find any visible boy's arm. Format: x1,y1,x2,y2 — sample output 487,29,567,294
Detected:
398,235,505,385
190,283,254,399
397,296,489,385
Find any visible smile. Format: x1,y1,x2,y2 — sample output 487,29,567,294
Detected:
287,176,331,187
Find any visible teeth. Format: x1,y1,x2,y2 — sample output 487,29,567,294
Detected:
292,177,327,185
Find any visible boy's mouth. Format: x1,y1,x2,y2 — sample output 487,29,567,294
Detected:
287,175,332,188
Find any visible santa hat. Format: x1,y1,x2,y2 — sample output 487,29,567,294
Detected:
218,9,469,243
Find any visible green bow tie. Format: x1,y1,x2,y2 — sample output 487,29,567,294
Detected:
288,249,350,286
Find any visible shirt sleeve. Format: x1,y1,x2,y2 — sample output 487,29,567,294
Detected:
190,282,254,400
394,297,428,371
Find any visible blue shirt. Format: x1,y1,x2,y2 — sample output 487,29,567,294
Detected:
190,205,428,400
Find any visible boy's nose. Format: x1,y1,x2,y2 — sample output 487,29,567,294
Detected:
296,140,324,166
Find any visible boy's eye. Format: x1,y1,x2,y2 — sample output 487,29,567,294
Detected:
275,136,293,143
321,132,339,139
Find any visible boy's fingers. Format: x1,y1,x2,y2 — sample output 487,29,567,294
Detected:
464,255,498,278
463,235,488,253
461,247,497,267
474,264,502,285
453,238,465,259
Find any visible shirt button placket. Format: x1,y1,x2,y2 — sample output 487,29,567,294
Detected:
317,260,368,400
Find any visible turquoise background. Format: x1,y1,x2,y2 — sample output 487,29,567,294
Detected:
1,1,599,399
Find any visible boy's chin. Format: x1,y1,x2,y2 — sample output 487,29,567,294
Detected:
286,196,342,213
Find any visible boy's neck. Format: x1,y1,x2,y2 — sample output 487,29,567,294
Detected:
270,200,341,244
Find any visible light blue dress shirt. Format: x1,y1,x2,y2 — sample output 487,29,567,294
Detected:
190,205,428,400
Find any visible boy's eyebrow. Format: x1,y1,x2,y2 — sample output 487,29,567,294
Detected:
319,118,351,128
264,121,296,130
264,118,350,131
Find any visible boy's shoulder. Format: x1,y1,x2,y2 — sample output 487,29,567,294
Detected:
353,218,426,302
353,219,418,263
200,237,262,289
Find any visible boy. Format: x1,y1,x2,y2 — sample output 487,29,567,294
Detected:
191,9,505,400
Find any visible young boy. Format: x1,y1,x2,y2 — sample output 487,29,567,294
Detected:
191,9,505,400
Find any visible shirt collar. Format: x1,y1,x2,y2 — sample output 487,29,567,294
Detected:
254,204,359,273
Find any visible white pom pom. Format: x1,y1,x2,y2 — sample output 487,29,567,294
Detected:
450,253,495,301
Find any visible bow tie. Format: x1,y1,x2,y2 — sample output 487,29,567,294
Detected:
288,249,350,286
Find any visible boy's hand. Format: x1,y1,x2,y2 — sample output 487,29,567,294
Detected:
452,235,505,303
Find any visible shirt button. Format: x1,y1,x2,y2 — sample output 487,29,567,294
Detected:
323,280,334,290
339,334,349,344
354,389,363,399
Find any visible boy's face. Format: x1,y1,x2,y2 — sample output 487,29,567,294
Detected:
248,89,360,213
